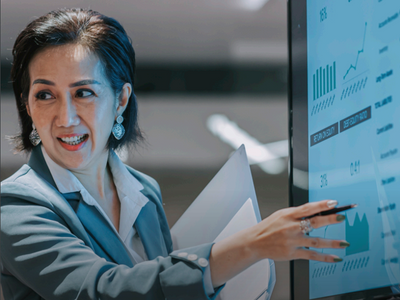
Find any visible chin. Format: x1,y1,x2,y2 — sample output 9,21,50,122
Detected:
54,146,88,170
56,153,86,170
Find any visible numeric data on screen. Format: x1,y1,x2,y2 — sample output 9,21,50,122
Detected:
307,0,400,298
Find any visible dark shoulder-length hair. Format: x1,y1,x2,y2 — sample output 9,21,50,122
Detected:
10,8,143,152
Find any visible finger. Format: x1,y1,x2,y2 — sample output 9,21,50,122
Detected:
300,237,350,249
308,214,346,229
294,248,343,263
292,200,338,219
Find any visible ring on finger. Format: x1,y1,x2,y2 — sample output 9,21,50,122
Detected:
300,218,314,234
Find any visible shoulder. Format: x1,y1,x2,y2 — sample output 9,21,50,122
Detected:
1,165,93,247
1,165,53,206
1,164,31,184
124,165,161,198
1,165,75,219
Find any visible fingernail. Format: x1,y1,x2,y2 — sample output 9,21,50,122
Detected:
327,200,338,208
336,215,346,222
340,241,350,248
333,257,343,262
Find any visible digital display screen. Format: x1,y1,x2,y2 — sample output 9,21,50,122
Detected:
307,0,400,298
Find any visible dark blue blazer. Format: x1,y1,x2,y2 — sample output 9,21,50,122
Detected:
1,146,223,300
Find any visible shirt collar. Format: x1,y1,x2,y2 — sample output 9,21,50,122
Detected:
41,146,146,207
108,150,144,196
41,145,84,194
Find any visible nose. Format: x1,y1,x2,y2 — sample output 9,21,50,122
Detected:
56,96,80,127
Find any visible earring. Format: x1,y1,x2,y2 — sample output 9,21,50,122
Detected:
29,123,41,146
112,115,125,140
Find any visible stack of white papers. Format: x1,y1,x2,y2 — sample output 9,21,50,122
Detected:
171,145,273,300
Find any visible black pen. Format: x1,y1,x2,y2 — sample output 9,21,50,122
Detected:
305,204,358,219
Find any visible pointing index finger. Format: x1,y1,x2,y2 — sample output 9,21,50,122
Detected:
293,200,338,219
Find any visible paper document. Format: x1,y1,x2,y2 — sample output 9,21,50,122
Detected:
171,145,261,250
215,198,271,300
170,145,273,299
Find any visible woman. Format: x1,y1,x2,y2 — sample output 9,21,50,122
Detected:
1,8,349,300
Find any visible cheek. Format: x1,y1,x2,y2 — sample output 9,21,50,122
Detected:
30,104,56,134
88,102,115,141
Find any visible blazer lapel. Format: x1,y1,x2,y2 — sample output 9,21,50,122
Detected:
74,199,134,267
28,146,57,189
135,199,168,260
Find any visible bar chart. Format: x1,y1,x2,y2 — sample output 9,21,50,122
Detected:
312,61,336,101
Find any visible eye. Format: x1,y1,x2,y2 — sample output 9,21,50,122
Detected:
35,91,54,101
76,89,94,98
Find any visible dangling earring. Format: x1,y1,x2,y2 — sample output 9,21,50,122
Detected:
112,115,125,140
29,123,41,146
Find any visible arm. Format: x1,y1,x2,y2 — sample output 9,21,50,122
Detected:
209,200,349,288
1,196,221,300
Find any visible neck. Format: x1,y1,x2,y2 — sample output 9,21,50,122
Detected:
71,150,111,202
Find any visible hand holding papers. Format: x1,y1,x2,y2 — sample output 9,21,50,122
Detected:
171,145,275,300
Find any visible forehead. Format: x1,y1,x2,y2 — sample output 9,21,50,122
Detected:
28,44,106,83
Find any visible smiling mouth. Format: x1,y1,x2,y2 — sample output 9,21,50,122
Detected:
58,134,89,145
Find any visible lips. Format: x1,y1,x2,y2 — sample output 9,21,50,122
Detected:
57,134,88,151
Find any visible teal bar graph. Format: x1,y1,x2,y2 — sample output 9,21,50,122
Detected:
312,61,336,100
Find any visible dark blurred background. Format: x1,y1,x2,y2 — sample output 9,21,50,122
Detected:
1,0,290,299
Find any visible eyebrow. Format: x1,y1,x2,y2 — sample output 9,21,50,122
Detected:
32,79,101,87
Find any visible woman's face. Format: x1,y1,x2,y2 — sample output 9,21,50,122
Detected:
27,44,122,170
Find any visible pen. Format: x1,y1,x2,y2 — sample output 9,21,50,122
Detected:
305,204,358,219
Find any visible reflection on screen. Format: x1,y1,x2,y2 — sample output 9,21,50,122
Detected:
306,0,400,298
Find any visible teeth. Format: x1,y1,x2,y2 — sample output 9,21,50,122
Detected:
60,135,86,145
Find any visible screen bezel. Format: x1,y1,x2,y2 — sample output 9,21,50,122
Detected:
287,0,395,299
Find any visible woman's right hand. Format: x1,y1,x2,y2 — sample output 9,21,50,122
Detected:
209,199,349,288
249,199,348,263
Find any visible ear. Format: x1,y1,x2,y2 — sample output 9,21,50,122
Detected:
24,94,31,117
116,83,132,117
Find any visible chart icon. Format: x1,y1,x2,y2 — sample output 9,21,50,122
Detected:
346,212,370,256
343,23,367,80
313,61,336,101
